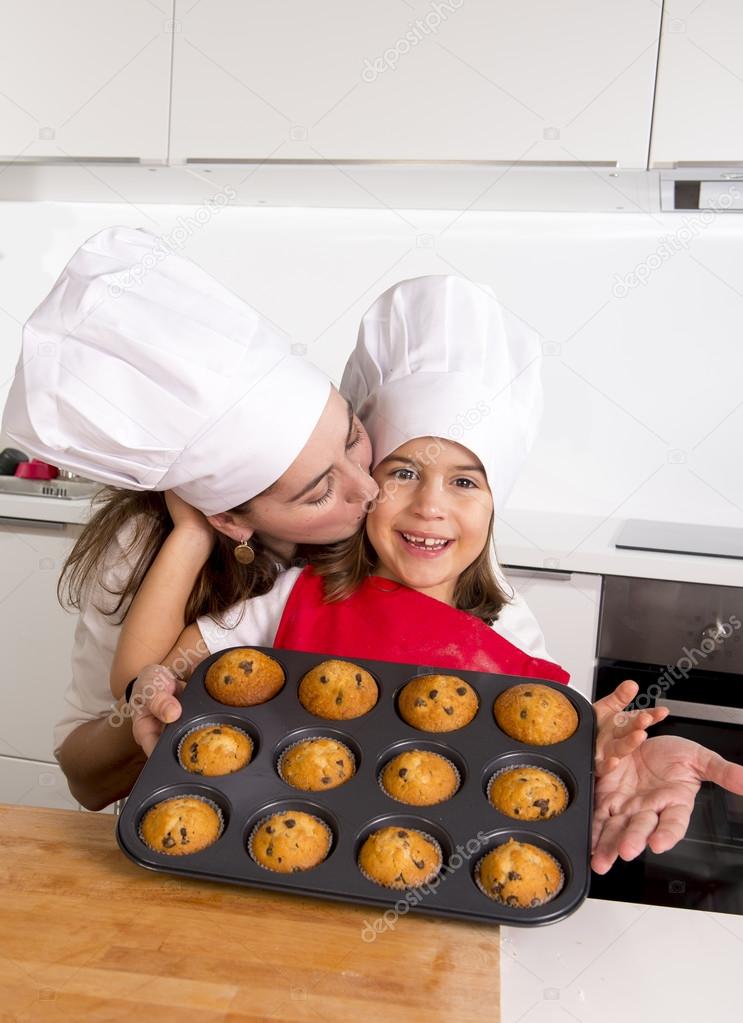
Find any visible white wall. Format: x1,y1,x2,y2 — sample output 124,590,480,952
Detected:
1,200,741,528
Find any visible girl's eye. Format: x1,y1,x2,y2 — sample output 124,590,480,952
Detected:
309,480,335,507
453,477,477,488
392,468,417,481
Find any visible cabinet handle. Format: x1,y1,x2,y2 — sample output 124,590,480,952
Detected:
501,566,573,581
184,158,617,168
0,156,140,165
0,515,66,529
656,697,743,727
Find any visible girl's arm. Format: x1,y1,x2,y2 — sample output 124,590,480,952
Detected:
110,493,214,699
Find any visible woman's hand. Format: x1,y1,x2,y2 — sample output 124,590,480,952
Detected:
592,679,669,778
164,490,214,544
128,664,185,757
591,735,743,874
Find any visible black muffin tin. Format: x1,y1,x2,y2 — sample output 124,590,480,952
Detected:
117,647,596,928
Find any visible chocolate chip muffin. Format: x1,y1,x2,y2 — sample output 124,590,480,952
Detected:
397,674,478,732
358,826,442,890
487,765,569,820
493,683,578,746
205,648,285,707
139,795,223,856
278,737,356,791
475,837,564,908
178,723,253,776
298,659,378,720
379,750,460,806
249,810,332,873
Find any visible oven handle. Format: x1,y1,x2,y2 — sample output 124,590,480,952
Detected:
656,697,743,727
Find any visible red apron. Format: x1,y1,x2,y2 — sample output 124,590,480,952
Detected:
273,566,569,685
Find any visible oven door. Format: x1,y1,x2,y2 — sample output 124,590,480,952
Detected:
590,661,743,915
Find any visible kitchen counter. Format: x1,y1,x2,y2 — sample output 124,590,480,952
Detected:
2,806,739,1023
497,507,743,587
0,491,93,525
0,805,499,1022
501,893,743,1022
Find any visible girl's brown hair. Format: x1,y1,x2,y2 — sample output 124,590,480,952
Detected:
309,515,511,626
58,487,286,626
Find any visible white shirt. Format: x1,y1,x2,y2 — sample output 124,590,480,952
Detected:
53,515,149,759
54,523,557,757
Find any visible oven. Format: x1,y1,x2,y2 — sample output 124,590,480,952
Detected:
589,575,743,915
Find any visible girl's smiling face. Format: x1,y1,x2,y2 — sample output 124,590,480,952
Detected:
365,437,493,605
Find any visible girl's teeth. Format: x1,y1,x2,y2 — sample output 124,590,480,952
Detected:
402,532,448,549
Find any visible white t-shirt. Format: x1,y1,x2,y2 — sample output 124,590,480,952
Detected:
54,522,557,757
53,515,150,759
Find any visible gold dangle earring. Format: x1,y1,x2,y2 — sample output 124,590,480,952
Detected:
234,538,255,565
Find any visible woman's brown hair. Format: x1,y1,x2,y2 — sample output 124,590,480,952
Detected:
58,487,286,626
309,514,511,626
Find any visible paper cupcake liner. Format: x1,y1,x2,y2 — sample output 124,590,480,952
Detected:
247,810,333,873
474,843,565,909
176,721,254,772
357,827,444,890
378,751,461,805
276,736,356,789
138,793,225,851
485,764,569,817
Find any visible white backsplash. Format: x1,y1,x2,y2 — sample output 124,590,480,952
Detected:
0,200,741,527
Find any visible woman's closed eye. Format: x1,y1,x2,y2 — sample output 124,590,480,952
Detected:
308,479,335,507
346,426,362,451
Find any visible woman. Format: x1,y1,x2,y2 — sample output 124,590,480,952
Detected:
2,231,549,809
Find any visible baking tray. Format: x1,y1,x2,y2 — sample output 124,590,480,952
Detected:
117,646,596,928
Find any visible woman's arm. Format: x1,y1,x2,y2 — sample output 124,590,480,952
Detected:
57,698,146,812
60,623,207,810
110,494,214,699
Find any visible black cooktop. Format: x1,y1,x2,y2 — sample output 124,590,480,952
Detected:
615,519,743,560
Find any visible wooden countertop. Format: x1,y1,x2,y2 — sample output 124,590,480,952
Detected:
0,805,499,1022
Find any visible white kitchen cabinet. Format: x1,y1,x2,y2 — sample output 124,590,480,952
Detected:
0,0,172,161
170,0,661,168
0,755,77,810
651,0,743,166
502,567,602,702
0,517,82,764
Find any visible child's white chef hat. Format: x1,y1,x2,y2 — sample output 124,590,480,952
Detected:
341,275,543,509
1,226,330,515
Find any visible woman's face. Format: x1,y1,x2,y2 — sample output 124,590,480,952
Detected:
210,387,378,547
365,437,493,605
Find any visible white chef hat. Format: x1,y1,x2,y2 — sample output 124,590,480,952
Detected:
1,226,331,515
341,275,543,509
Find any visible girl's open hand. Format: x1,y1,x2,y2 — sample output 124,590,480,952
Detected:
129,664,185,757
592,679,669,778
591,735,743,875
